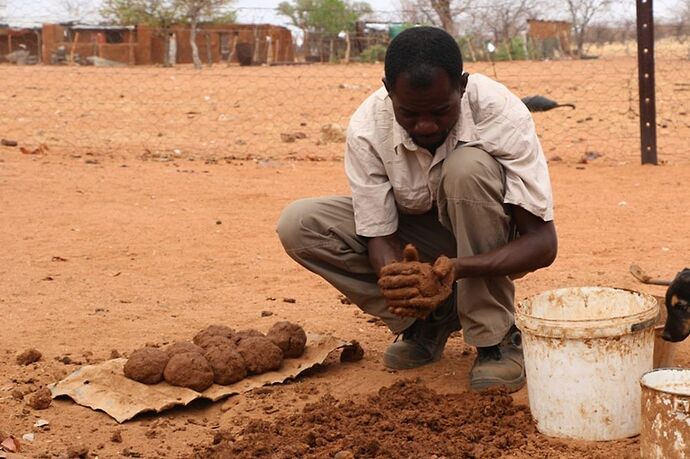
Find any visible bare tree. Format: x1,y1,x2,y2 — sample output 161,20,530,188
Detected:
60,0,100,22
565,0,613,57
398,0,473,36
472,0,539,48
176,0,234,69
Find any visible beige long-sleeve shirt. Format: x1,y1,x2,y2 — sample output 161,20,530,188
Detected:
344,73,554,238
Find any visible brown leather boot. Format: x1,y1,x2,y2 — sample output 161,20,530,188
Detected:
470,325,525,393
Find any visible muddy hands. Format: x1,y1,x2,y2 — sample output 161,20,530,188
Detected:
378,244,455,319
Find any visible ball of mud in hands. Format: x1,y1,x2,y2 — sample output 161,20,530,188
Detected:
266,321,307,358
203,342,247,385
165,341,205,358
163,352,215,392
193,325,236,347
237,336,283,374
123,347,170,384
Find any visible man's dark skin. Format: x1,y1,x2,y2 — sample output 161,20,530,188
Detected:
369,69,558,280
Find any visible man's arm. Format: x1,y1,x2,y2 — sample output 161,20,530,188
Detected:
368,233,404,276
452,205,557,279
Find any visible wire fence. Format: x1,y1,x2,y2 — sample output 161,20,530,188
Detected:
1,5,689,165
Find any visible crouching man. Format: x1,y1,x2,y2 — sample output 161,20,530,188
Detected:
277,26,557,392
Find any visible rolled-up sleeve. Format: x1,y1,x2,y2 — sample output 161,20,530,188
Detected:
468,81,554,222
344,128,398,237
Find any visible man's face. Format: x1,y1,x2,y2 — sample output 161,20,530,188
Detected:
386,69,462,152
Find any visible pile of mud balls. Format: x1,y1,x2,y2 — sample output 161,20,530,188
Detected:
123,321,307,392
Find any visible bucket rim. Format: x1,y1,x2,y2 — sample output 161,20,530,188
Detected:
640,368,690,396
516,287,658,339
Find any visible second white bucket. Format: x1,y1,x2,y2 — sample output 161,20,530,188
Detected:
516,287,658,441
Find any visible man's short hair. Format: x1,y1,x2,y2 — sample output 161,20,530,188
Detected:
384,26,464,90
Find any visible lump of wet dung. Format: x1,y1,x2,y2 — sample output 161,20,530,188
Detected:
232,329,266,345
237,337,283,374
165,341,204,358
204,342,247,384
193,325,235,346
29,387,52,410
266,321,307,358
163,352,214,392
16,348,42,365
123,347,169,384
195,335,234,351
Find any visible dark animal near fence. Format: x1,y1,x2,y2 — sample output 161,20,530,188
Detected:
521,95,575,112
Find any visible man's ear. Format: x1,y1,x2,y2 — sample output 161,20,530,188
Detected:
460,72,469,91
382,77,391,94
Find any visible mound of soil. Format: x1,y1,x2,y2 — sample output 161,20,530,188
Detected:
163,352,214,392
28,387,53,410
204,342,247,385
193,325,236,347
236,336,283,374
123,347,169,384
203,380,535,458
165,341,205,357
266,321,307,358
16,348,42,366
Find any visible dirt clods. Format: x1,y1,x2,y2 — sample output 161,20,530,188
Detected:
16,348,42,365
340,340,364,362
165,341,205,358
163,352,214,392
204,380,535,458
267,321,307,358
204,342,247,385
237,336,283,374
28,387,53,410
123,347,169,384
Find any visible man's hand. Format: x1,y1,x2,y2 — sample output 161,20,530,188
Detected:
377,244,455,319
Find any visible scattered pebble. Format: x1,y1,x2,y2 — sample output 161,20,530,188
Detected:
261,310,273,317
28,388,52,410
282,298,296,304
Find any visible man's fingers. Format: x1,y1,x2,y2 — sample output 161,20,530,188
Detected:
377,274,419,289
387,296,440,309
432,256,453,278
380,262,421,277
402,244,419,262
380,287,419,300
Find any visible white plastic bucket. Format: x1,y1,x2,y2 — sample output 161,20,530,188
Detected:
516,287,658,440
640,368,690,459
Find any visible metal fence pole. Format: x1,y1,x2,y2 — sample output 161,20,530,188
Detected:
636,0,658,165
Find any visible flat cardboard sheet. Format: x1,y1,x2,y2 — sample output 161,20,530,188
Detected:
49,334,349,423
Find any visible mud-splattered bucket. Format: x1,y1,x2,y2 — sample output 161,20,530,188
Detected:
640,368,690,459
516,287,658,440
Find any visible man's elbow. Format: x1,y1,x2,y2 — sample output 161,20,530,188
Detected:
539,233,558,268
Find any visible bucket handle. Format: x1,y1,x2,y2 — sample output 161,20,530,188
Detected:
630,316,657,332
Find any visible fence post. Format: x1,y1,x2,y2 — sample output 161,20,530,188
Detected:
636,0,657,165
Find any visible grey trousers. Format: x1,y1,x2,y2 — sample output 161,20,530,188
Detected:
276,146,515,347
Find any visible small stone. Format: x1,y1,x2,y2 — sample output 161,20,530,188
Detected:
28,388,52,410
334,451,355,459
110,349,121,359
261,310,273,317
111,430,123,443
282,297,296,304
1,139,18,147
66,444,89,458
340,341,365,362
16,348,42,365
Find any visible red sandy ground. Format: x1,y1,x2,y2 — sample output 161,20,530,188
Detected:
0,60,688,458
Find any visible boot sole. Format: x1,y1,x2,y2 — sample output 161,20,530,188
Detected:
470,371,526,393
383,350,439,370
